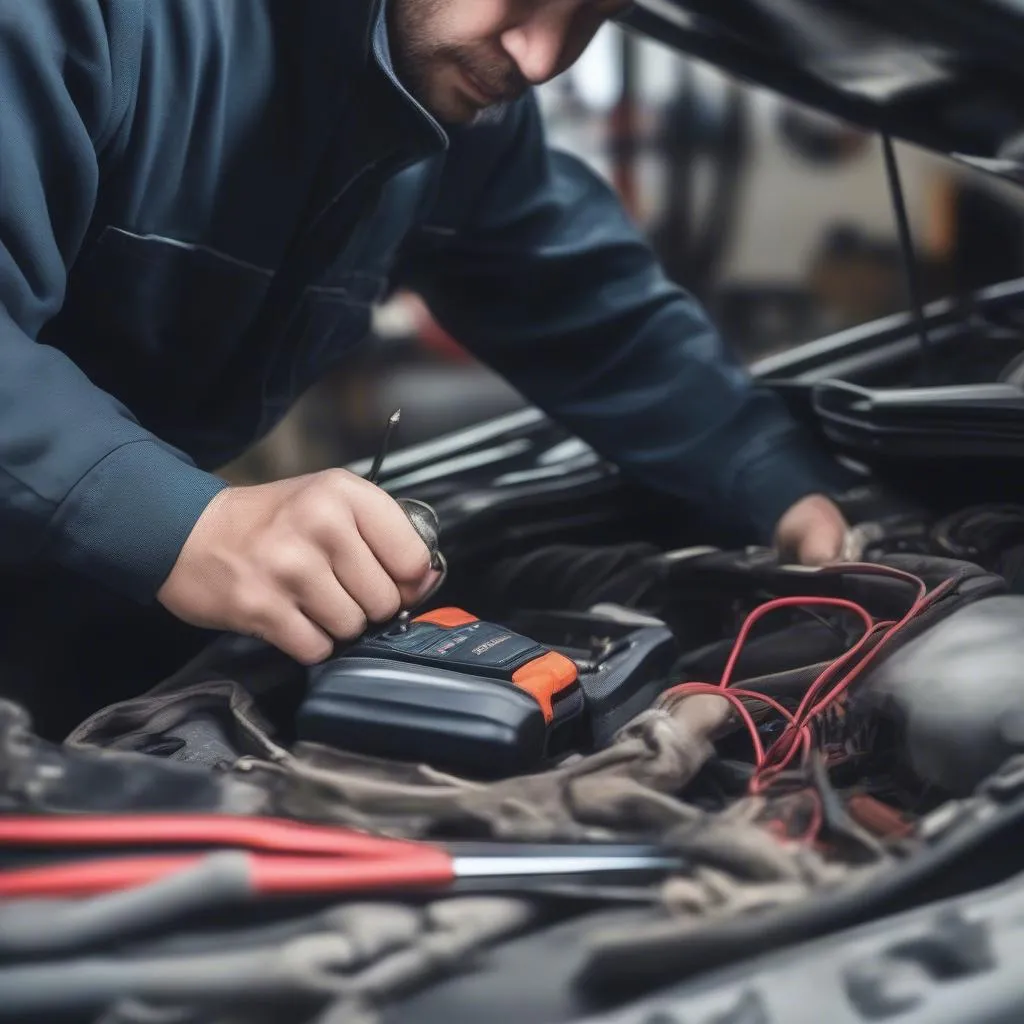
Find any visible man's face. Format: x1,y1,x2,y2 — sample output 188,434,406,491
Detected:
389,0,632,125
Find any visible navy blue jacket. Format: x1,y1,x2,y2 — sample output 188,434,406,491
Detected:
0,0,849,604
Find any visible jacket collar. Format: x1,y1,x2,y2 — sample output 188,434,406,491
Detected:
279,0,446,162
368,0,449,154
293,0,448,232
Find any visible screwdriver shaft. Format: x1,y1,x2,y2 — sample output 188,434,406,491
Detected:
366,409,402,485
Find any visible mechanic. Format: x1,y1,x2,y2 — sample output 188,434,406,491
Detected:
0,0,856,732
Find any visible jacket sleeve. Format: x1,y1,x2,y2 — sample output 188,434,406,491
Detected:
0,0,227,602
397,95,855,542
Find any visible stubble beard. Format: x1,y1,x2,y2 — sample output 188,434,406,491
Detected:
388,0,526,125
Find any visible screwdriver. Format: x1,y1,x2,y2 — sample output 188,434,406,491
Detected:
0,826,688,900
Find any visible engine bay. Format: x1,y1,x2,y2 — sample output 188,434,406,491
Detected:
301,488,1024,851
12,397,1024,1021
10,477,1024,1020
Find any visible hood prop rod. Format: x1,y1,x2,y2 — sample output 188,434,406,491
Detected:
881,133,933,383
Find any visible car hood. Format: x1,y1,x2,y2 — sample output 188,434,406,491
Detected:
623,0,1024,185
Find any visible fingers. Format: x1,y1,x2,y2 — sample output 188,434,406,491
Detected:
157,470,443,669
304,471,435,607
774,494,848,566
261,610,335,666
294,567,372,639
266,537,397,639
342,479,435,603
234,590,336,666
799,532,844,566
326,536,403,624
287,538,401,630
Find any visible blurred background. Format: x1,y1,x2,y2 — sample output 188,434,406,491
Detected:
224,24,1024,485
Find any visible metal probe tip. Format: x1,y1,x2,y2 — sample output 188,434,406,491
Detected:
366,408,402,485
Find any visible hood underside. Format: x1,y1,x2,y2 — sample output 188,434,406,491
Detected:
624,0,1024,185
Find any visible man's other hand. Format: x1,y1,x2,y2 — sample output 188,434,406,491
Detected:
156,470,441,665
773,493,849,566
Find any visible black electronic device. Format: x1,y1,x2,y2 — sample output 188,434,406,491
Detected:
297,606,679,777
297,608,585,778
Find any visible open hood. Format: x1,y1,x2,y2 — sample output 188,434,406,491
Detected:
624,0,1024,185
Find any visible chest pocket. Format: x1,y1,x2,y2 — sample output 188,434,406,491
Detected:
58,227,275,418
56,226,387,449
258,168,433,413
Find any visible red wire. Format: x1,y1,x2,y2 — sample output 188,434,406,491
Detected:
790,620,890,718
757,620,893,779
756,575,957,788
717,596,874,689
804,578,956,720
661,563,958,811
660,681,800,767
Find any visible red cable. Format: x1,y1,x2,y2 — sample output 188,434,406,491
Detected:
756,575,957,787
0,814,428,860
660,681,800,767
670,594,878,772
792,620,893,716
0,851,457,900
756,620,893,780
717,596,874,689
804,578,956,720
662,563,957,809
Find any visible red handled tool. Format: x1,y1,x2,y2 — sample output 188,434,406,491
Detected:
0,813,427,859
0,813,685,899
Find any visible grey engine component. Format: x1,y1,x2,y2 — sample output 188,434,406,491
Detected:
854,595,1024,796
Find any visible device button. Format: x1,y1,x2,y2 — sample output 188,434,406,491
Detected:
414,607,479,628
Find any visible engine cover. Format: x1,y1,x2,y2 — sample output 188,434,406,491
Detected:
853,594,1024,795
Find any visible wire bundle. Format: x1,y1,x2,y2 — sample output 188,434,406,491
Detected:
663,563,957,799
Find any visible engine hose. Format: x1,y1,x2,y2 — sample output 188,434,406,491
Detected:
932,504,1024,566
484,543,662,612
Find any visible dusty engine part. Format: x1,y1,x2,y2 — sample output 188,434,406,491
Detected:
852,594,1024,795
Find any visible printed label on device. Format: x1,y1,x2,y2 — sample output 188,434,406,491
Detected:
355,607,579,724
422,622,539,667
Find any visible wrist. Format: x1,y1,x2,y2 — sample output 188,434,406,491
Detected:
47,440,230,603
731,430,859,544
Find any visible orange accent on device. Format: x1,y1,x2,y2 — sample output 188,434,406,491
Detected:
511,650,579,724
414,608,479,628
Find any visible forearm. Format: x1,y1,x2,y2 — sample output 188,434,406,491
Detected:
0,0,229,601
399,106,853,539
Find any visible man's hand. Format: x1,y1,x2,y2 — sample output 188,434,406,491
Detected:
773,493,849,566
156,470,440,665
